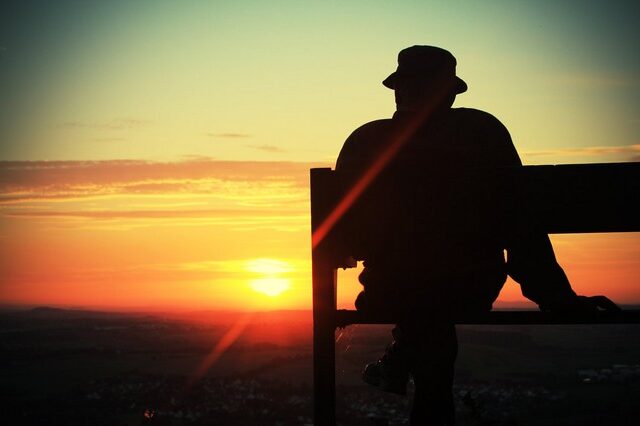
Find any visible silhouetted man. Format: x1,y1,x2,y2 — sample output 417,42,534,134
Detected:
335,45,618,425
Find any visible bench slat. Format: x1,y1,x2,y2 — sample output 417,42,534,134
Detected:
334,309,640,327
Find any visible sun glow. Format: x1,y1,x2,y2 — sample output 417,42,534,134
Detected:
245,258,292,274
249,277,290,297
246,258,292,297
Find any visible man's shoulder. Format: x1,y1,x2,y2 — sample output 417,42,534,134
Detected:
347,118,396,139
341,118,396,151
452,107,504,125
336,119,395,170
452,108,512,139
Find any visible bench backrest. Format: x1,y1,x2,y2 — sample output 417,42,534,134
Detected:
312,163,640,262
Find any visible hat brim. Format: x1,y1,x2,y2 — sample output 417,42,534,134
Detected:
382,72,467,94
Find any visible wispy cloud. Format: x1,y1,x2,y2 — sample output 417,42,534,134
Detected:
207,132,252,138
0,159,327,231
245,144,285,153
0,159,323,192
522,144,640,159
60,118,152,130
553,71,639,88
5,209,305,220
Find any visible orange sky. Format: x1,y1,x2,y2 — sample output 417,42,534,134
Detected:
1,158,638,311
0,160,317,310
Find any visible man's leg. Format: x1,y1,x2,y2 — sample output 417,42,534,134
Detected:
406,322,458,426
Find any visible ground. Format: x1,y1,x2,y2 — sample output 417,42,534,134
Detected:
1,308,640,425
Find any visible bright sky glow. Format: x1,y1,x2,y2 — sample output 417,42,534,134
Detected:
250,278,291,298
246,258,293,275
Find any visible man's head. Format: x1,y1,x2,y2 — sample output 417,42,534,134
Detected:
383,46,467,112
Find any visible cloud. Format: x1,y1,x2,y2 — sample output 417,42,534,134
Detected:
0,159,328,210
554,72,639,88
522,144,640,159
60,118,152,130
0,159,324,188
207,132,252,138
6,209,305,220
21,257,311,287
3,204,309,232
245,144,285,153
0,159,321,233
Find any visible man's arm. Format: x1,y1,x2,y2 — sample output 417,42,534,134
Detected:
483,113,620,314
481,113,580,310
506,233,577,310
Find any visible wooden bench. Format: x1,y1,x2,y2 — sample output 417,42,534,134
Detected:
310,162,640,425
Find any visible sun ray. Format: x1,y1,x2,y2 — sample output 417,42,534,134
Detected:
187,312,254,387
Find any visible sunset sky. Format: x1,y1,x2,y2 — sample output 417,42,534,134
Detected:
1,0,639,311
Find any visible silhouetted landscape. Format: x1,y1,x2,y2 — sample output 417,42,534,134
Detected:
2,307,640,425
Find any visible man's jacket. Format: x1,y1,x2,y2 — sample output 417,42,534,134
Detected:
335,108,576,312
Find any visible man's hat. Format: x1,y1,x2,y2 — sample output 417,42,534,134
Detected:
382,45,467,94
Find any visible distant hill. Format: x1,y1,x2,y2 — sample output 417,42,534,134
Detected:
0,305,313,326
159,309,312,327
4,306,146,320
4,304,639,324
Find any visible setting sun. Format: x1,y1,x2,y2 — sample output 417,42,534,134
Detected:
246,258,292,298
249,278,290,297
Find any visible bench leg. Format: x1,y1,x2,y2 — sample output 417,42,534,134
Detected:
314,319,336,425
312,251,337,425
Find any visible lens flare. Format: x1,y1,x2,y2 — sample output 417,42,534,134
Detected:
187,312,254,388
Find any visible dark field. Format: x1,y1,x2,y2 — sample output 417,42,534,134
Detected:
1,307,640,425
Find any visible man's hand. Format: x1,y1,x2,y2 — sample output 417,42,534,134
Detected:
574,295,621,314
545,295,621,317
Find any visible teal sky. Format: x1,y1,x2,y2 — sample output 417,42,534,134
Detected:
1,0,639,163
